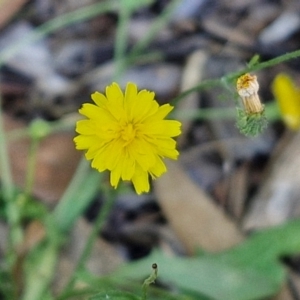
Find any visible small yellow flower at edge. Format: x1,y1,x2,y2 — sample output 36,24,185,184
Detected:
272,73,300,130
74,82,182,195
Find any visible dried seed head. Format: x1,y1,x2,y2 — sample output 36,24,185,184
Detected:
236,73,264,114
235,73,268,136
237,73,259,97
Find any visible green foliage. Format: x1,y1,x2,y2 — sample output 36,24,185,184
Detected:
89,291,140,300
236,108,268,137
142,264,158,300
113,219,300,300
28,119,51,141
1,0,300,299
247,54,261,67
0,267,15,300
22,240,59,300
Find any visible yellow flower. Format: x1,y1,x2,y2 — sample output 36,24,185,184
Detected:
74,82,181,194
272,73,300,130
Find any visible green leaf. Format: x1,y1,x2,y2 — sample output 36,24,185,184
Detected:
89,291,140,300
53,160,102,232
247,54,260,67
113,219,300,300
22,241,59,300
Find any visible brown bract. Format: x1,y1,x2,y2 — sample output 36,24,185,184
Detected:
236,73,264,114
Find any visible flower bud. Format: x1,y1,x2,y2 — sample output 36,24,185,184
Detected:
236,73,264,114
235,73,267,136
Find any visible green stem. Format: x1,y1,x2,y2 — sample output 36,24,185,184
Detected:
128,0,181,61
0,96,14,203
0,0,115,67
8,138,40,250
142,264,158,300
21,240,60,300
58,187,117,299
0,95,20,255
7,139,39,251
173,101,280,121
171,78,221,106
240,49,300,75
172,49,300,104
24,139,39,201
53,158,100,232
114,3,132,80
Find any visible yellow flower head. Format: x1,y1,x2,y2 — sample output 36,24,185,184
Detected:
74,82,181,194
272,73,300,130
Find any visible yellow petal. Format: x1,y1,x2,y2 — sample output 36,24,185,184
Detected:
140,120,181,137
91,148,108,172
272,73,300,130
105,83,124,119
153,138,179,159
124,82,138,117
131,165,150,194
121,151,136,180
78,103,102,120
129,139,157,170
75,120,97,135
144,103,174,122
101,140,123,170
158,148,179,160
74,135,98,150
79,104,116,125
149,156,167,178
131,91,157,122
85,146,101,160
106,82,123,104
91,91,107,108
110,165,122,188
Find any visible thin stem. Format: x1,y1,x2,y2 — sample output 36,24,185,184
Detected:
7,138,40,250
142,264,158,300
53,158,100,232
172,48,300,105
171,78,221,107
128,0,181,61
114,3,132,80
240,49,300,75
173,101,280,121
58,187,117,299
0,96,14,203
24,139,39,200
0,95,19,254
0,0,115,67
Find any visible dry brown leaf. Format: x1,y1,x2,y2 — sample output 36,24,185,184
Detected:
0,0,29,29
3,113,81,205
154,160,243,254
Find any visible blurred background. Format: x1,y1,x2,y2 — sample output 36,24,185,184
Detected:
1,0,300,299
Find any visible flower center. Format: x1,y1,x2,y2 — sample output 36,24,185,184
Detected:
120,123,136,144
